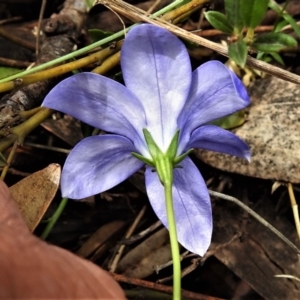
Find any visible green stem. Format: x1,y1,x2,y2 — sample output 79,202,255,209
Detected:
40,197,68,240
165,181,181,300
11,108,54,143
0,0,184,84
244,27,255,44
0,140,18,180
142,128,182,299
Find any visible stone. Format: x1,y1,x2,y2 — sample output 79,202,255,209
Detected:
195,75,300,183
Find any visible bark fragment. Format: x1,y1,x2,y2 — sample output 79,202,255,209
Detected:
0,0,87,129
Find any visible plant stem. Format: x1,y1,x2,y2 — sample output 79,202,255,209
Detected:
164,181,181,300
244,27,255,44
0,140,18,180
143,129,182,299
40,197,68,240
0,107,53,153
208,189,300,255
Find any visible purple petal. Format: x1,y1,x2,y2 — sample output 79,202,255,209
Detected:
121,24,192,151
42,73,149,157
61,135,144,199
178,61,250,151
145,157,212,256
186,125,250,160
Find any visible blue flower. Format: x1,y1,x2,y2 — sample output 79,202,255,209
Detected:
42,24,250,256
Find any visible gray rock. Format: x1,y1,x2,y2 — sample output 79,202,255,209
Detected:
195,75,300,183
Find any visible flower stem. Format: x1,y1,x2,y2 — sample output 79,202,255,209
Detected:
141,128,182,299
164,181,181,300
40,197,68,240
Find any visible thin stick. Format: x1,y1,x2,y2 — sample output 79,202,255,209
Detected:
287,183,300,242
109,205,147,272
0,140,18,180
208,190,300,255
24,142,71,154
36,0,47,56
119,220,162,245
147,0,162,14
0,27,35,51
98,0,300,85
0,42,122,93
111,272,225,300
0,0,193,84
0,57,31,68
275,274,300,282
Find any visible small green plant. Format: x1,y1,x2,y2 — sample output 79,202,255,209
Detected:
205,0,297,67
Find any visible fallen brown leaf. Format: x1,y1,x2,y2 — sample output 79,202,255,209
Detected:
0,179,126,299
9,163,61,232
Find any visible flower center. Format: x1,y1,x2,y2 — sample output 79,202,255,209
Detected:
131,129,193,186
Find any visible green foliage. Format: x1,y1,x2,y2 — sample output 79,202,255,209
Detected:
205,0,298,67
273,19,289,32
224,0,244,34
88,29,123,49
241,0,269,29
84,0,94,10
88,29,114,44
0,66,23,80
228,39,247,67
269,52,285,65
204,11,233,34
223,0,268,33
257,52,285,65
0,152,7,167
211,110,246,130
253,32,297,52
268,0,300,38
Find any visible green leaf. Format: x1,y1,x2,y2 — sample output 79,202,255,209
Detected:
257,52,272,63
257,52,284,66
131,151,154,167
211,110,247,130
0,152,7,167
241,0,269,29
143,128,159,159
88,29,114,44
84,0,94,11
269,52,285,65
224,0,244,34
268,1,300,38
256,51,264,61
0,66,23,80
204,11,233,34
228,39,247,67
173,149,193,165
253,32,297,52
274,19,288,33
166,130,179,161
281,12,300,38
